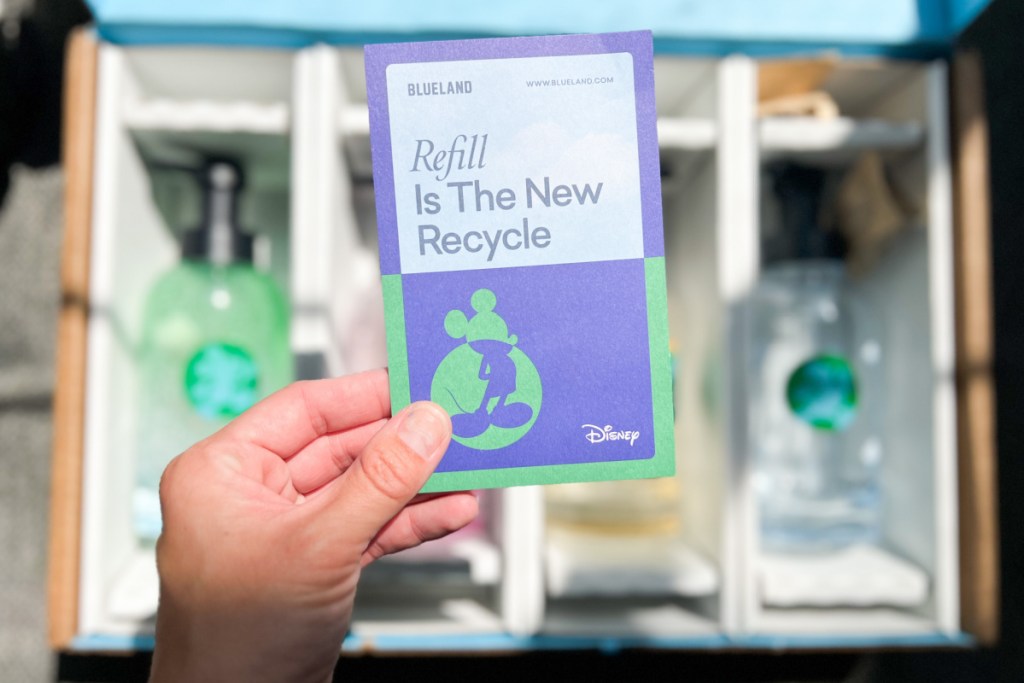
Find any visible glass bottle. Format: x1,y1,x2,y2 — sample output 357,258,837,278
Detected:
749,164,884,552
545,342,682,537
545,477,681,536
133,159,292,542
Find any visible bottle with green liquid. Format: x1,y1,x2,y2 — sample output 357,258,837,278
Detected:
748,164,884,552
134,159,292,542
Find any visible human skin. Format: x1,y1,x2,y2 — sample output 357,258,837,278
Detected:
148,369,477,683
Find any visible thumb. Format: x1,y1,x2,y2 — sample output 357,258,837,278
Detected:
318,401,452,546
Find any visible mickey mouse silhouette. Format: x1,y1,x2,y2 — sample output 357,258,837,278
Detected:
443,288,533,438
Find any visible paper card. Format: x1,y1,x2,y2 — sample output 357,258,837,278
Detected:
365,31,674,492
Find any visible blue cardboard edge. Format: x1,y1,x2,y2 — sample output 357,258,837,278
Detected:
85,0,990,56
69,630,974,653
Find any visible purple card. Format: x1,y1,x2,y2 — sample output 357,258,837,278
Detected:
365,31,674,491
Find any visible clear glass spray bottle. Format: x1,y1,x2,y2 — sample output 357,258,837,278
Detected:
748,164,885,552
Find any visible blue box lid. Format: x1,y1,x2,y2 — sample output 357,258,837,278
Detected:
84,0,991,57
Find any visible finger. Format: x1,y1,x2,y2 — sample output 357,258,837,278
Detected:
311,401,451,547
219,369,391,458
361,491,479,566
285,418,387,494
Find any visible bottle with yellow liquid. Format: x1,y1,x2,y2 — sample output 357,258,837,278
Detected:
544,343,688,596
545,477,681,536
546,341,681,535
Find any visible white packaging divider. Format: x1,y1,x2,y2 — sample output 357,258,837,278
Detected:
656,118,717,150
759,117,924,157
500,486,545,636
923,62,960,636
291,44,348,377
123,100,289,134
80,43,169,639
716,54,761,637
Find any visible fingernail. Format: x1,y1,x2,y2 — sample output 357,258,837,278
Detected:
398,403,448,461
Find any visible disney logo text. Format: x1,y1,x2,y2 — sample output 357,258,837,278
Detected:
581,424,640,447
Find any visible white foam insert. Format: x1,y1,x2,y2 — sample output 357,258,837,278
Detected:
377,533,502,586
751,608,937,636
759,544,929,608
352,594,504,637
546,527,718,598
544,600,720,638
120,48,292,134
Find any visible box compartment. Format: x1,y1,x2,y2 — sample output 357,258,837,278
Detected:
740,59,960,640
76,44,295,642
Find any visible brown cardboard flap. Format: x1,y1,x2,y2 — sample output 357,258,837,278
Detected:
47,26,98,650
951,49,1000,646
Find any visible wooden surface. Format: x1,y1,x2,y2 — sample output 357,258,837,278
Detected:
47,27,98,651
951,50,1000,646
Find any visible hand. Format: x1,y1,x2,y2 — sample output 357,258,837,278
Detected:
149,369,477,683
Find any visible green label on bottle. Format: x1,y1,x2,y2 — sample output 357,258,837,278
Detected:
184,342,259,419
785,354,858,431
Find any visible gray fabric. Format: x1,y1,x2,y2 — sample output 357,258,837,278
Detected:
0,164,63,681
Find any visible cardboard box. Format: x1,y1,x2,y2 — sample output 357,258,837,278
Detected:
48,18,997,651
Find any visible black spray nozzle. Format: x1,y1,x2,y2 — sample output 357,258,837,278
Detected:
175,157,254,265
768,162,846,262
